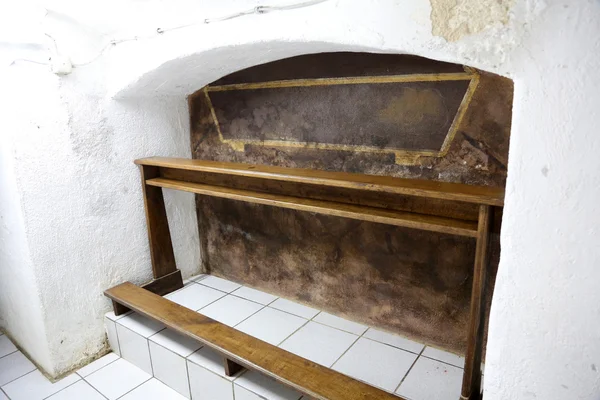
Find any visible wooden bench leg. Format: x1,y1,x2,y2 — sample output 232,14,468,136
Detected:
223,357,244,377
461,205,492,400
112,165,184,316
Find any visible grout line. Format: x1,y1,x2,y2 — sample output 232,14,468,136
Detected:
187,354,241,382
229,292,278,307
276,308,324,348
309,319,367,336
419,354,464,369
114,376,152,400
80,354,121,380
117,318,166,340
359,334,424,355
196,280,240,294
194,292,229,313
146,337,155,376
233,304,268,328
41,377,83,400
0,349,18,360
148,349,189,397
394,347,426,394
86,379,110,400
107,318,123,357
329,323,369,369
0,387,9,400
184,353,194,399
0,368,37,388
76,354,120,379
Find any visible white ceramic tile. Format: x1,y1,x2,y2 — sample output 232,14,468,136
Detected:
313,312,368,335
332,338,418,392
105,311,131,321
148,341,190,398
396,356,463,400
363,328,425,354
184,273,207,284
192,274,208,282
235,370,302,400
269,298,320,319
0,389,8,400
150,329,202,357
198,275,241,293
234,385,262,400
200,295,263,327
120,378,187,400
0,335,17,358
117,313,165,338
85,358,151,400
2,370,80,400
46,380,106,400
105,318,121,356
232,286,278,305
115,325,152,374
0,351,36,386
165,283,226,311
279,322,358,367
77,353,119,377
187,347,234,380
236,307,307,345
422,347,465,368
188,360,234,400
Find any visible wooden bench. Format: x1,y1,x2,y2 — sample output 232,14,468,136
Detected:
105,157,503,400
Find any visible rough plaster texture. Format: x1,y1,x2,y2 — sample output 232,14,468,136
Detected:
1,0,600,398
430,0,512,42
0,112,53,372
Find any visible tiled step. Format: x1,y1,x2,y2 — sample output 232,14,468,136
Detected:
103,274,468,400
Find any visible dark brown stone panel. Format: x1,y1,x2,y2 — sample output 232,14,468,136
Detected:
189,53,512,354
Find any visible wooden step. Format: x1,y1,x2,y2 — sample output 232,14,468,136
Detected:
105,282,404,400
146,177,478,237
135,157,504,206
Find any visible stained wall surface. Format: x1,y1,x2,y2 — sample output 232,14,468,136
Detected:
190,53,513,353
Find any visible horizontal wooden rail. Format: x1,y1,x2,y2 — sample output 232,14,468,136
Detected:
105,282,404,400
135,157,504,206
147,177,478,237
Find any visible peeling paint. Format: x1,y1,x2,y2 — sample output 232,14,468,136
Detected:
430,0,512,42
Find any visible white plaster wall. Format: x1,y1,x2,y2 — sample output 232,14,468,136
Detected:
0,86,53,372
1,0,599,397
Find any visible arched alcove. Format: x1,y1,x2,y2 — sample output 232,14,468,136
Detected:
180,51,513,355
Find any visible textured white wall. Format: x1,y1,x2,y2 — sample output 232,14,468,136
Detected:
0,79,53,372
1,0,599,397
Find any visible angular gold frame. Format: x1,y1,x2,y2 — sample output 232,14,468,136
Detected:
204,69,479,165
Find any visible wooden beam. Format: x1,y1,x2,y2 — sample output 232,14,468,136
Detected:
461,205,492,400
105,282,405,400
146,178,479,237
135,157,504,206
111,270,184,316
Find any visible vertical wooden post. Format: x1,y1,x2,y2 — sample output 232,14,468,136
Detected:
112,165,183,316
139,165,178,280
223,357,244,377
461,205,492,400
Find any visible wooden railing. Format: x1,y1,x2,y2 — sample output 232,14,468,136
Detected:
106,157,503,400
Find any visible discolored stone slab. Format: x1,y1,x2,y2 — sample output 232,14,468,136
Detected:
189,52,512,354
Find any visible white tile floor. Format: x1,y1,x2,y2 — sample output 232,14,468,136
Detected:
0,274,474,400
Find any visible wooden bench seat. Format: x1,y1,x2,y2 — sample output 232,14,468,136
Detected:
105,157,503,400
106,282,401,400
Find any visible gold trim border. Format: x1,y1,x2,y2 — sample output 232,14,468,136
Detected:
204,72,480,165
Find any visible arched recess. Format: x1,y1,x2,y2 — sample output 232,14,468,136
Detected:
183,51,513,356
